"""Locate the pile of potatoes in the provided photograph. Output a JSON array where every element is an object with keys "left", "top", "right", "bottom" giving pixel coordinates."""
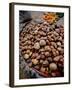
[{"left": 19, "top": 21, "right": 64, "bottom": 77}]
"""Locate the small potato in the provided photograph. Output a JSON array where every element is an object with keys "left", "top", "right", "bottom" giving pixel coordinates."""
[
  {"left": 40, "top": 60, "right": 43, "bottom": 64},
  {"left": 55, "top": 28, "right": 60, "bottom": 33},
  {"left": 29, "top": 35, "right": 33, "bottom": 39},
  {"left": 53, "top": 31, "right": 59, "bottom": 36},
  {"left": 41, "top": 52, "right": 45, "bottom": 55},
  {"left": 39, "top": 48, "right": 45, "bottom": 52},
  {"left": 58, "top": 36, "right": 62, "bottom": 41},
  {"left": 24, "top": 54, "right": 29, "bottom": 59},
  {"left": 55, "top": 50, "right": 59, "bottom": 56},
  {"left": 40, "top": 40, "right": 46, "bottom": 46},
  {"left": 43, "top": 21, "right": 48, "bottom": 25},
  {"left": 50, "top": 46, "right": 54, "bottom": 49},
  {"left": 57, "top": 42, "right": 61, "bottom": 46},
  {"left": 34, "top": 30, "right": 38, "bottom": 35},
  {"left": 32, "top": 59, "right": 38, "bottom": 65},
  {"left": 26, "top": 50, "right": 30, "bottom": 53},
  {"left": 51, "top": 42, "right": 57, "bottom": 48},
  {"left": 27, "top": 41, "right": 31, "bottom": 44},
  {"left": 45, "top": 52, "right": 50, "bottom": 57},
  {"left": 40, "top": 55, "right": 45, "bottom": 59},
  {"left": 45, "top": 46, "right": 51, "bottom": 51},
  {"left": 31, "top": 53, "right": 37, "bottom": 58},
  {"left": 38, "top": 31, "right": 46, "bottom": 36},
  {"left": 47, "top": 57, "right": 53, "bottom": 62},
  {"left": 23, "top": 37, "right": 28, "bottom": 41},
  {"left": 34, "top": 42, "right": 40, "bottom": 50},
  {"left": 37, "top": 34, "right": 41, "bottom": 38},
  {"left": 29, "top": 52, "right": 32, "bottom": 56},
  {"left": 53, "top": 56, "right": 61, "bottom": 62},
  {"left": 57, "top": 47, "right": 63, "bottom": 51},
  {"left": 28, "top": 45, "right": 32, "bottom": 50},
  {"left": 49, "top": 63, "right": 57, "bottom": 70},
  {"left": 32, "top": 53, "right": 38, "bottom": 58},
  {"left": 43, "top": 60, "right": 49, "bottom": 66},
  {"left": 36, "top": 55, "right": 41, "bottom": 60},
  {"left": 52, "top": 51, "right": 57, "bottom": 56},
  {"left": 46, "top": 67, "right": 49, "bottom": 72},
  {"left": 35, "top": 37, "right": 40, "bottom": 41},
  {"left": 40, "top": 37, "right": 47, "bottom": 40},
  {"left": 22, "top": 46, "right": 28, "bottom": 50},
  {"left": 40, "top": 67, "right": 46, "bottom": 72}
]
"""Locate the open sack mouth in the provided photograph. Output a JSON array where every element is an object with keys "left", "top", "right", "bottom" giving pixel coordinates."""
[{"left": 19, "top": 11, "right": 64, "bottom": 79}]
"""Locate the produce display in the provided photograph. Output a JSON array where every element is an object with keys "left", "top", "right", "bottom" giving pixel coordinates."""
[{"left": 19, "top": 12, "right": 64, "bottom": 78}]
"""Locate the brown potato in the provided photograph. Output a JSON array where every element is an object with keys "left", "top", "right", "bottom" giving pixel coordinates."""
[
  {"left": 49, "top": 63, "right": 57, "bottom": 70},
  {"left": 32, "top": 59, "right": 38, "bottom": 65},
  {"left": 24, "top": 54, "right": 29, "bottom": 59},
  {"left": 53, "top": 56, "right": 61, "bottom": 62},
  {"left": 40, "top": 67, "right": 46, "bottom": 72},
  {"left": 34, "top": 42, "right": 40, "bottom": 50},
  {"left": 45, "top": 52, "right": 50, "bottom": 57},
  {"left": 40, "top": 40, "right": 46, "bottom": 46}
]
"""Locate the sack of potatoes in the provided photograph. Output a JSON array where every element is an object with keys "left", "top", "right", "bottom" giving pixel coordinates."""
[{"left": 19, "top": 11, "right": 64, "bottom": 78}]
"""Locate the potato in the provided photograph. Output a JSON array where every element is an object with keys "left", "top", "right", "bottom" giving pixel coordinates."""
[
  {"left": 34, "top": 42, "right": 40, "bottom": 50},
  {"left": 49, "top": 63, "right": 57, "bottom": 70},
  {"left": 40, "top": 40, "right": 46, "bottom": 46},
  {"left": 40, "top": 67, "right": 45, "bottom": 72},
  {"left": 32, "top": 59, "right": 38, "bottom": 65},
  {"left": 24, "top": 54, "right": 29, "bottom": 59}
]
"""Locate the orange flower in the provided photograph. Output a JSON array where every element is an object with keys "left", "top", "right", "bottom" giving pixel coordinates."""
[{"left": 43, "top": 12, "right": 58, "bottom": 24}]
